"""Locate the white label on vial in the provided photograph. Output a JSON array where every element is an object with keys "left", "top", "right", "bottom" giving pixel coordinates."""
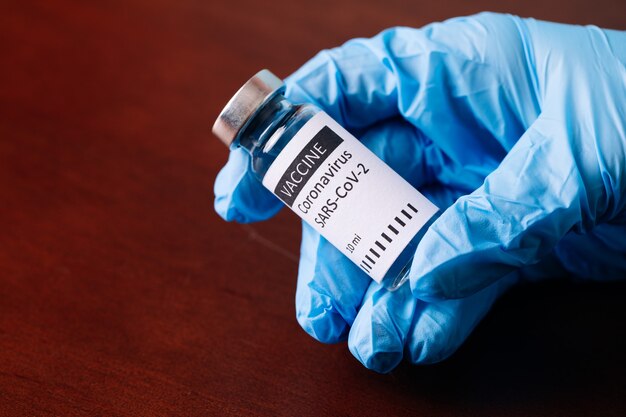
[{"left": 262, "top": 112, "right": 438, "bottom": 283}]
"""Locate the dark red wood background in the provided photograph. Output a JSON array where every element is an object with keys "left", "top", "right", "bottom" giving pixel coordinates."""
[{"left": 1, "top": 0, "right": 625, "bottom": 415}]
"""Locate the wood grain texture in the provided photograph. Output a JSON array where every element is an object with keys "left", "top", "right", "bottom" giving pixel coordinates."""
[{"left": 1, "top": 1, "right": 625, "bottom": 415}]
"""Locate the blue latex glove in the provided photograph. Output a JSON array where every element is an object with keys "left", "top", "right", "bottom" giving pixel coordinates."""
[{"left": 214, "top": 13, "right": 626, "bottom": 372}]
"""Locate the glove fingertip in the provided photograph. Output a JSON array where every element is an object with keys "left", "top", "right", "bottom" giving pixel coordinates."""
[
  {"left": 214, "top": 149, "right": 283, "bottom": 223},
  {"left": 405, "top": 305, "right": 462, "bottom": 365},
  {"left": 408, "top": 276, "right": 517, "bottom": 364},
  {"left": 296, "top": 302, "right": 349, "bottom": 344},
  {"left": 348, "top": 331, "right": 403, "bottom": 374},
  {"left": 347, "top": 286, "right": 414, "bottom": 373},
  {"left": 349, "top": 343, "right": 403, "bottom": 374},
  {"left": 213, "top": 186, "right": 282, "bottom": 223},
  {"left": 213, "top": 188, "right": 243, "bottom": 222}
]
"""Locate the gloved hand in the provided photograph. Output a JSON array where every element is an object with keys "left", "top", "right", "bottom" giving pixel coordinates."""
[{"left": 214, "top": 12, "right": 626, "bottom": 372}]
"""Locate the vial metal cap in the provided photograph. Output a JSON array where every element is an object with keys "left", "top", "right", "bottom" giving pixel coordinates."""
[{"left": 212, "top": 69, "right": 285, "bottom": 146}]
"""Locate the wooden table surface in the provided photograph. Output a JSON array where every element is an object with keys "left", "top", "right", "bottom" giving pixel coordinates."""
[{"left": 1, "top": 1, "right": 625, "bottom": 415}]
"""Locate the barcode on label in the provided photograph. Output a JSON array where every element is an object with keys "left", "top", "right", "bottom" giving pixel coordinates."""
[{"left": 359, "top": 203, "right": 419, "bottom": 273}]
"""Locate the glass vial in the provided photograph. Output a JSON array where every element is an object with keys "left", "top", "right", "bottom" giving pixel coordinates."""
[{"left": 213, "top": 70, "right": 438, "bottom": 290}]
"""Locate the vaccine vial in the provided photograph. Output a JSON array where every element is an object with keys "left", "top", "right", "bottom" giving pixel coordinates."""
[{"left": 213, "top": 70, "right": 438, "bottom": 290}]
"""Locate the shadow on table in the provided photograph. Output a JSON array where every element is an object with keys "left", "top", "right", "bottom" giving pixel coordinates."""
[{"left": 392, "top": 279, "right": 626, "bottom": 411}]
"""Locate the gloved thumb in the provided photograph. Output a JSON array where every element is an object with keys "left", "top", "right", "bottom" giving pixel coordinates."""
[
  {"left": 410, "top": 117, "right": 587, "bottom": 300},
  {"left": 214, "top": 147, "right": 283, "bottom": 223}
]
